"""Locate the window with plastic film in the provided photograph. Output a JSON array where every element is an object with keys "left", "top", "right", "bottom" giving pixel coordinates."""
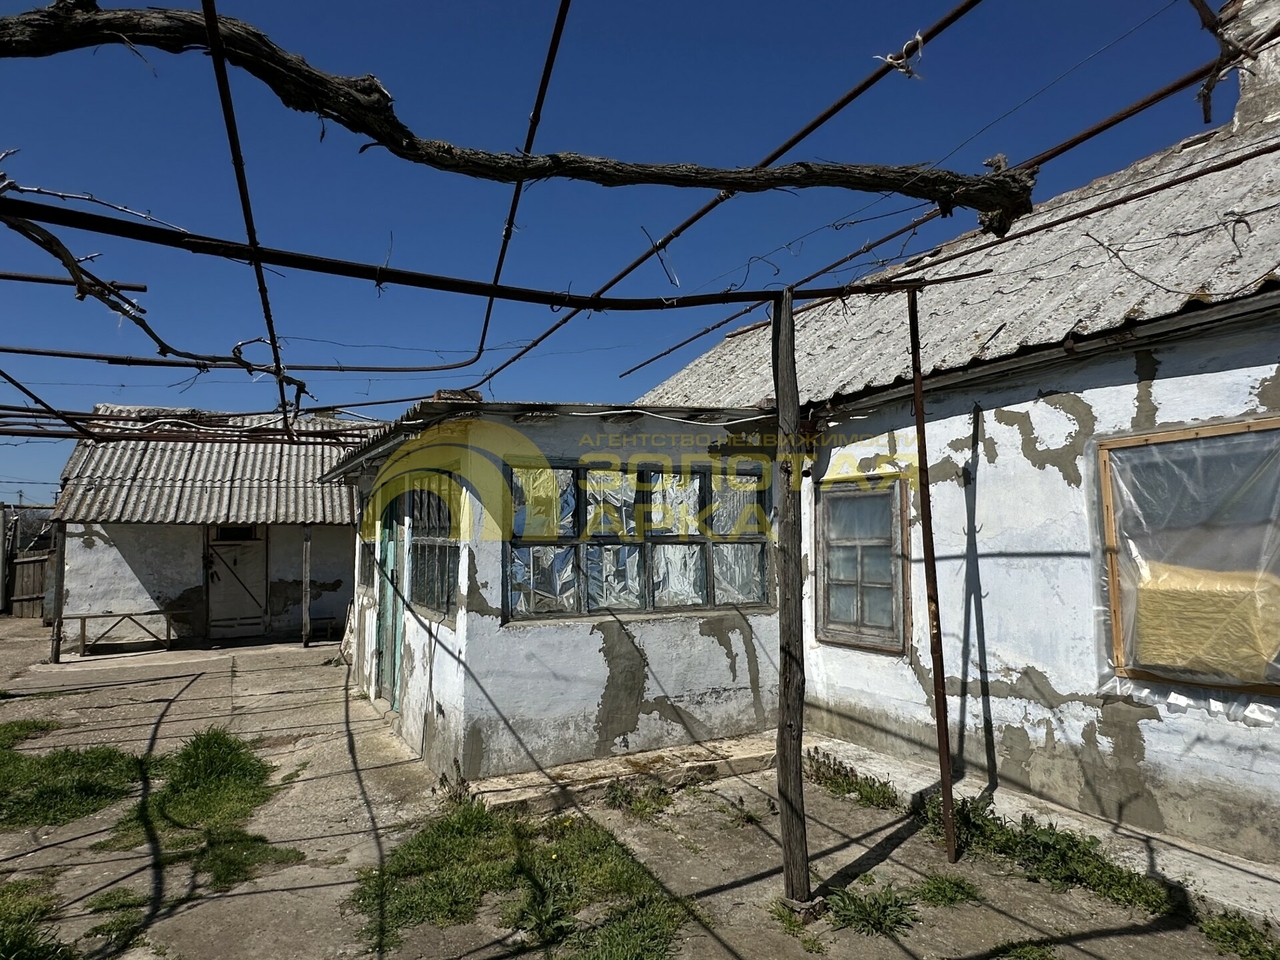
[
  {"left": 505, "top": 461, "right": 771, "bottom": 620},
  {"left": 1100, "top": 421, "right": 1280, "bottom": 690},
  {"left": 408, "top": 472, "right": 460, "bottom": 618},
  {"left": 817, "top": 479, "right": 907, "bottom": 652}
]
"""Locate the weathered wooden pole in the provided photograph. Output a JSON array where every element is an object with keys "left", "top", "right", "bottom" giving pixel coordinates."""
[
  {"left": 301, "top": 523, "right": 312, "bottom": 647},
  {"left": 772, "top": 287, "right": 812, "bottom": 901},
  {"left": 907, "top": 288, "right": 958, "bottom": 863}
]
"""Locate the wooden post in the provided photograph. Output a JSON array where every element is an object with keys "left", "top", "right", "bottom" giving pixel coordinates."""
[
  {"left": 772, "top": 287, "right": 812, "bottom": 902},
  {"left": 301, "top": 524, "right": 312, "bottom": 647},
  {"left": 907, "top": 288, "right": 958, "bottom": 863},
  {"left": 49, "top": 521, "right": 64, "bottom": 664},
  {"left": 0, "top": 502, "right": 8, "bottom": 614}
]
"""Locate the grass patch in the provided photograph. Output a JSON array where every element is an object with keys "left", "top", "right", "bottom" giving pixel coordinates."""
[
  {"left": 0, "top": 876, "right": 76, "bottom": 960},
  {"left": 85, "top": 887, "right": 150, "bottom": 947},
  {"left": 804, "top": 749, "right": 899, "bottom": 810},
  {"left": 97, "top": 728, "right": 303, "bottom": 891},
  {"left": 1200, "top": 913, "right": 1280, "bottom": 960},
  {"left": 919, "top": 793, "right": 1177, "bottom": 914},
  {"left": 352, "top": 797, "right": 689, "bottom": 955},
  {"left": 911, "top": 872, "right": 981, "bottom": 907},
  {"left": 603, "top": 779, "right": 672, "bottom": 819},
  {"left": 989, "top": 941, "right": 1058, "bottom": 960},
  {"left": 827, "top": 881, "right": 919, "bottom": 937},
  {"left": 0, "top": 719, "right": 150, "bottom": 830}
]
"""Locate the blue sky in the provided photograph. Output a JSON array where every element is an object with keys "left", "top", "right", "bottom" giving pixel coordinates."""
[{"left": 0, "top": 0, "right": 1233, "bottom": 499}]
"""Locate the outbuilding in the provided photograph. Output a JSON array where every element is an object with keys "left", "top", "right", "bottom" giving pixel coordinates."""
[{"left": 51, "top": 405, "right": 377, "bottom": 652}]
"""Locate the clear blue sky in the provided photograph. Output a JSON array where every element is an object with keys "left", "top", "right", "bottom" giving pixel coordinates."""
[{"left": 0, "top": 0, "right": 1233, "bottom": 500}]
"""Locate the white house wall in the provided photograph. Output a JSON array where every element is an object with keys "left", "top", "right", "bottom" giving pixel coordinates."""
[
  {"left": 61, "top": 523, "right": 205, "bottom": 639},
  {"left": 265, "top": 524, "right": 355, "bottom": 637},
  {"left": 806, "top": 315, "right": 1280, "bottom": 864}
]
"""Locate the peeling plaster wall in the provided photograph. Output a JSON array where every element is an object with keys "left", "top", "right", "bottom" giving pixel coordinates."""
[
  {"left": 807, "top": 315, "right": 1280, "bottom": 863},
  {"left": 62, "top": 523, "right": 205, "bottom": 638},
  {"left": 265, "top": 524, "right": 354, "bottom": 637},
  {"left": 362, "top": 412, "right": 780, "bottom": 778}
]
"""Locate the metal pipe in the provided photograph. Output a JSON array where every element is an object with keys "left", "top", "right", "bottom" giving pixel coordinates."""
[{"left": 0, "top": 271, "right": 147, "bottom": 292}]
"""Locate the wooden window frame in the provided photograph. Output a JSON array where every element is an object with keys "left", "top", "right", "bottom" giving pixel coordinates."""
[
  {"left": 1098, "top": 415, "right": 1280, "bottom": 695},
  {"left": 407, "top": 475, "right": 460, "bottom": 622},
  {"left": 502, "top": 462, "right": 773, "bottom": 622},
  {"left": 815, "top": 477, "right": 911, "bottom": 654}
]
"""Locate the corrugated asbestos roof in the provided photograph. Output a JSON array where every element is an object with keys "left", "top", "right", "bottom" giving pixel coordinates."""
[
  {"left": 53, "top": 406, "right": 381, "bottom": 525},
  {"left": 640, "top": 120, "right": 1280, "bottom": 409}
]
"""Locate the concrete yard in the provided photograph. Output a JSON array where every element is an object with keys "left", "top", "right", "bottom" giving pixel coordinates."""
[{"left": 0, "top": 616, "right": 1277, "bottom": 960}]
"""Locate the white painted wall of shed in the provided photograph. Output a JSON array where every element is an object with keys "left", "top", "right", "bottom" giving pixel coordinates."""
[
  {"left": 806, "top": 317, "right": 1280, "bottom": 863},
  {"left": 264, "top": 524, "right": 355, "bottom": 636},
  {"left": 62, "top": 523, "right": 203, "bottom": 639}
]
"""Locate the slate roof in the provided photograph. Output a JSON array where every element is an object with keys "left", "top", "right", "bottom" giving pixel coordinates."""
[
  {"left": 53, "top": 406, "right": 380, "bottom": 525},
  {"left": 641, "top": 121, "right": 1280, "bottom": 409}
]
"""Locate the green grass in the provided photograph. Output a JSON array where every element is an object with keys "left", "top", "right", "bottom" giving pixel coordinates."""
[
  {"left": 1200, "top": 913, "right": 1280, "bottom": 960},
  {"left": 96, "top": 728, "right": 304, "bottom": 891},
  {"left": 0, "top": 719, "right": 150, "bottom": 830},
  {"left": 769, "top": 901, "right": 825, "bottom": 954},
  {"left": 911, "top": 872, "right": 982, "bottom": 907},
  {"left": 0, "top": 877, "right": 77, "bottom": 960},
  {"left": 988, "top": 940, "right": 1058, "bottom": 960},
  {"left": 603, "top": 779, "right": 673, "bottom": 819},
  {"left": 804, "top": 749, "right": 900, "bottom": 810},
  {"left": 352, "top": 798, "right": 689, "bottom": 955},
  {"left": 827, "top": 881, "right": 919, "bottom": 937},
  {"left": 85, "top": 887, "right": 150, "bottom": 948},
  {"left": 918, "top": 793, "right": 1177, "bottom": 914}
]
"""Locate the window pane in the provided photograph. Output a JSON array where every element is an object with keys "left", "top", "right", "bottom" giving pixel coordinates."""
[
  {"left": 862, "top": 545, "right": 893, "bottom": 584},
  {"left": 714, "top": 543, "right": 766, "bottom": 604},
  {"left": 829, "top": 546, "right": 860, "bottom": 581},
  {"left": 509, "top": 545, "right": 577, "bottom": 615},
  {"left": 649, "top": 472, "right": 703, "bottom": 536},
  {"left": 712, "top": 480, "right": 766, "bottom": 537},
  {"left": 828, "top": 584, "right": 858, "bottom": 623},
  {"left": 827, "top": 492, "right": 891, "bottom": 540},
  {"left": 513, "top": 468, "right": 575, "bottom": 539},
  {"left": 587, "top": 544, "right": 643, "bottom": 610},
  {"left": 586, "top": 470, "right": 636, "bottom": 538},
  {"left": 652, "top": 543, "right": 708, "bottom": 607},
  {"left": 862, "top": 586, "right": 894, "bottom": 628}
]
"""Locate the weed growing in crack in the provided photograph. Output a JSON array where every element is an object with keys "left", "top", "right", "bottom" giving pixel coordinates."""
[
  {"left": 352, "top": 796, "right": 689, "bottom": 956},
  {"left": 804, "top": 749, "right": 899, "bottom": 810},
  {"left": 827, "top": 881, "right": 919, "bottom": 937},
  {"left": 768, "top": 900, "right": 825, "bottom": 954},
  {"left": 719, "top": 796, "right": 761, "bottom": 828},
  {"left": 911, "top": 872, "right": 982, "bottom": 907},
  {"left": 603, "top": 779, "right": 672, "bottom": 819},
  {"left": 85, "top": 888, "right": 149, "bottom": 948}
]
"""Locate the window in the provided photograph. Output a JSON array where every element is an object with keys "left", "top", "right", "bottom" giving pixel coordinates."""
[
  {"left": 505, "top": 463, "right": 770, "bottom": 619},
  {"left": 408, "top": 474, "right": 460, "bottom": 617},
  {"left": 1100, "top": 420, "right": 1280, "bottom": 690},
  {"left": 817, "top": 480, "right": 906, "bottom": 651},
  {"left": 214, "top": 524, "right": 256, "bottom": 542},
  {"left": 358, "top": 540, "right": 376, "bottom": 589}
]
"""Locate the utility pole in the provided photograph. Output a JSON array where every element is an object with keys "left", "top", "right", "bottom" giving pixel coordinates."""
[{"left": 772, "top": 287, "right": 811, "bottom": 902}]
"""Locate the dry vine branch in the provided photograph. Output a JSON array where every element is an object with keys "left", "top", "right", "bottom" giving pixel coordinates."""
[{"left": 0, "top": 0, "right": 1035, "bottom": 233}]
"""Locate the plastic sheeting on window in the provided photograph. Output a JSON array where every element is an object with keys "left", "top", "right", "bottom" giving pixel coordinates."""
[
  {"left": 1107, "top": 427, "right": 1280, "bottom": 688},
  {"left": 586, "top": 470, "right": 636, "bottom": 538},
  {"left": 587, "top": 544, "right": 643, "bottom": 610},
  {"left": 513, "top": 468, "right": 575, "bottom": 540},
  {"left": 649, "top": 472, "right": 702, "bottom": 536},
  {"left": 713, "top": 543, "right": 766, "bottom": 604},
  {"left": 509, "top": 544, "right": 577, "bottom": 615},
  {"left": 653, "top": 543, "right": 707, "bottom": 607}
]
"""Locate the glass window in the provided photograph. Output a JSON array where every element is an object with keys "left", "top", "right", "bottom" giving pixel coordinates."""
[
  {"left": 1102, "top": 423, "right": 1280, "bottom": 689},
  {"left": 505, "top": 463, "right": 770, "bottom": 619},
  {"left": 408, "top": 473, "right": 460, "bottom": 617},
  {"left": 818, "top": 482, "right": 904, "bottom": 651}
]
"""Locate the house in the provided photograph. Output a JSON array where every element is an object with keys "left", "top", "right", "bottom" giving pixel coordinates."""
[
  {"left": 643, "top": 0, "right": 1280, "bottom": 865},
  {"left": 51, "top": 405, "right": 379, "bottom": 650},
  {"left": 325, "top": 400, "right": 781, "bottom": 777}
]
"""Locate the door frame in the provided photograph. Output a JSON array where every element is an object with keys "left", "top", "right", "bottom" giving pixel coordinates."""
[{"left": 205, "top": 524, "right": 269, "bottom": 639}]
